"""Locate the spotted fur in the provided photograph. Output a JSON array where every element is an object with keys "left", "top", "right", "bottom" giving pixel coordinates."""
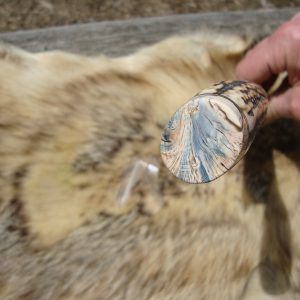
[{"left": 0, "top": 32, "right": 299, "bottom": 300}]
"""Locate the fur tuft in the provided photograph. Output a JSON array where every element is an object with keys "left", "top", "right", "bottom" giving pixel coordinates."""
[{"left": 0, "top": 32, "right": 299, "bottom": 300}]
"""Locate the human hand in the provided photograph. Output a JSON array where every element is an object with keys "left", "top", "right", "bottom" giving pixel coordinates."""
[{"left": 236, "top": 12, "right": 300, "bottom": 123}]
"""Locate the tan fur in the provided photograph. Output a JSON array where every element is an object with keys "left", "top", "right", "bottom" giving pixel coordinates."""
[{"left": 0, "top": 32, "right": 299, "bottom": 300}]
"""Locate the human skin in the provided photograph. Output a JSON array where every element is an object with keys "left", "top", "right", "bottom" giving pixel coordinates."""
[{"left": 236, "top": 12, "right": 300, "bottom": 123}]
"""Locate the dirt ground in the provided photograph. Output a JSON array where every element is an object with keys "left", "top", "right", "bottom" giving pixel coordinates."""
[{"left": 0, "top": 0, "right": 299, "bottom": 32}]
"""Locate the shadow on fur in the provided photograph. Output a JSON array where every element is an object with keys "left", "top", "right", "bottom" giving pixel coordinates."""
[{"left": 243, "top": 119, "right": 300, "bottom": 296}]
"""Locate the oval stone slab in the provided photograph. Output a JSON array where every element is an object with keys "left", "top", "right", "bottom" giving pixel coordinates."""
[{"left": 160, "top": 80, "right": 268, "bottom": 184}]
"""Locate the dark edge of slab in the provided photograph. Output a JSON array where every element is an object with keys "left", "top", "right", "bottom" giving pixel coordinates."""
[{"left": 0, "top": 8, "right": 298, "bottom": 56}]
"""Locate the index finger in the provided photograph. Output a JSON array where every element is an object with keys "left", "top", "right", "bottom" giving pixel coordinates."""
[{"left": 235, "top": 34, "right": 286, "bottom": 84}]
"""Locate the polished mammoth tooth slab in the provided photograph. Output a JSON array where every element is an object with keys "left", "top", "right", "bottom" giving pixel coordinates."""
[{"left": 160, "top": 80, "right": 268, "bottom": 184}]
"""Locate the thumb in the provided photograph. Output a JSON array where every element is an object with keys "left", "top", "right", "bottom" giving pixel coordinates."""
[{"left": 266, "top": 85, "right": 300, "bottom": 123}]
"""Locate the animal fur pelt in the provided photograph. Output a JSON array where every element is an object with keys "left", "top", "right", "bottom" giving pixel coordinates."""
[{"left": 0, "top": 31, "right": 299, "bottom": 300}]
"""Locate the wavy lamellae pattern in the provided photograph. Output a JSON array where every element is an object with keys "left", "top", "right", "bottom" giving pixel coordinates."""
[{"left": 161, "top": 81, "right": 268, "bottom": 183}]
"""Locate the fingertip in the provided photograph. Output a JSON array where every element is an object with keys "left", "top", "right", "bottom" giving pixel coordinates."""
[
  {"left": 235, "top": 48, "right": 255, "bottom": 80},
  {"left": 235, "top": 60, "right": 246, "bottom": 79}
]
